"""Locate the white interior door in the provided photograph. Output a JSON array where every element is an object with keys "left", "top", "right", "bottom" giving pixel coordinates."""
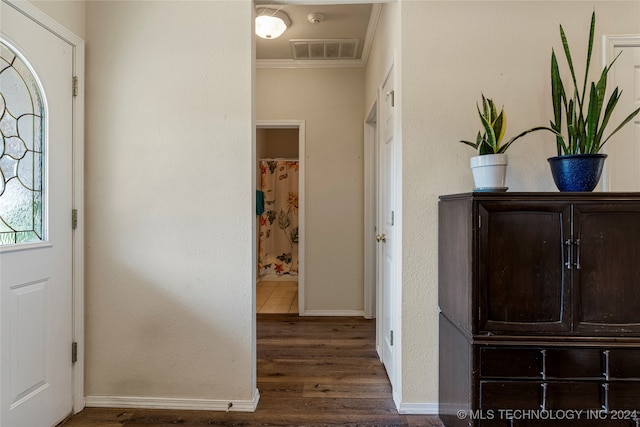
[
  {"left": 1, "top": 2, "right": 75, "bottom": 426},
  {"left": 604, "top": 36, "right": 640, "bottom": 191},
  {"left": 377, "top": 66, "right": 395, "bottom": 385}
]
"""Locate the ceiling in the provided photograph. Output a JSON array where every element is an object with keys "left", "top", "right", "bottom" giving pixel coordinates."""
[{"left": 255, "top": 3, "right": 379, "bottom": 68}]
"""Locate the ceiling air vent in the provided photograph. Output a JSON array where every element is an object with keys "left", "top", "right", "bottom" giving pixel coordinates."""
[{"left": 290, "top": 39, "right": 360, "bottom": 60}]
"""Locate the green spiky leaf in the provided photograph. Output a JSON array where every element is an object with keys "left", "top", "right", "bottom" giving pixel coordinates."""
[{"left": 547, "top": 11, "right": 639, "bottom": 155}]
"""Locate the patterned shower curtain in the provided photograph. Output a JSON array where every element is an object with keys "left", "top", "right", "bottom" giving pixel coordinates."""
[{"left": 259, "top": 160, "right": 299, "bottom": 276}]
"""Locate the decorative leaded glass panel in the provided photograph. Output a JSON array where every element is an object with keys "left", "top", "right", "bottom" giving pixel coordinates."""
[{"left": 0, "top": 39, "right": 45, "bottom": 246}]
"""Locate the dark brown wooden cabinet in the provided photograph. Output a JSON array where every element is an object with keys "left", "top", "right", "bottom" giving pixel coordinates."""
[{"left": 439, "top": 193, "right": 640, "bottom": 427}]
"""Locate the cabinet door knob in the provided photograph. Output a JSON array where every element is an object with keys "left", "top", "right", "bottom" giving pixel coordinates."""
[{"left": 376, "top": 234, "right": 386, "bottom": 243}]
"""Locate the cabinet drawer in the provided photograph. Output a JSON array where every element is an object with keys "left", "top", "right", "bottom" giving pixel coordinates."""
[
  {"left": 545, "top": 382, "right": 602, "bottom": 410},
  {"left": 480, "top": 381, "right": 541, "bottom": 409},
  {"left": 480, "top": 348, "right": 542, "bottom": 378},
  {"left": 608, "top": 382, "right": 640, "bottom": 409},
  {"left": 545, "top": 348, "right": 603, "bottom": 379},
  {"left": 513, "top": 420, "right": 634, "bottom": 427},
  {"left": 478, "top": 419, "right": 512, "bottom": 427},
  {"left": 609, "top": 350, "right": 640, "bottom": 379}
]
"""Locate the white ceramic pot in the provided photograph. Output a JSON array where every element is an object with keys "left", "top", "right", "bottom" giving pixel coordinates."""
[{"left": 470, "top": 154, "right": 508, "bottom": 191}]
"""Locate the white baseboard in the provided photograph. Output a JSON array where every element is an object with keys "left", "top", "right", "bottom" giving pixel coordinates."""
[
  {"left": 398, "top": 401, "right": 439, "bottom": 415},
  {"left": 85, "top": 389, "right": 260, "bottom": 412},
  {"left": 302, "top": 309, "right": 365, "bottom": 317}
]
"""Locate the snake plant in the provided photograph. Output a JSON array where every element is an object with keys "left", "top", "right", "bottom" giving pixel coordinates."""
[
  {"left": 550, "top": 11, "right": 640, "bottom": 155},
  {"left": 460, "top": 94, "right": 548, "bottom": 155}
]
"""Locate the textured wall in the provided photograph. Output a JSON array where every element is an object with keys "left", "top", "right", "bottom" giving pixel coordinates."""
[
  {"left": 399, "top": 0, "right": 640, "bottom": 405},
  {"left": 31, "top": 0, "right": 86, "bottom": 39},
  {"left": 84, "top": 0, "right": 255, "bottom": 402},
  {"left": 365, "top": 2, "right": 400, "bottom": 115}
]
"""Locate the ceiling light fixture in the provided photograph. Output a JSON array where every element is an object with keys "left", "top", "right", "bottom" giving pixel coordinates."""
[{"left": 255, "top": 8, "right": 291, "bottom": 40}]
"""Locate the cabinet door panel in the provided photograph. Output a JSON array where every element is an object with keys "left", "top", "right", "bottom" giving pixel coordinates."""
[
  {"left": 480, "top": 381, "right": 541, "bottom": 410},
  {"left": 574, "top": 204, "right": 640, "bottom": 334},
  {"left": 545, "top": 348, "right": 604, "bottom": 379},
  {"left": 478, "top": 203, "right": 571, "bottom": 334}
]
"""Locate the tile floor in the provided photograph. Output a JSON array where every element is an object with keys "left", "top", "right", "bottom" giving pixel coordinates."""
[{"left": 256, "top": 281, "right": 298, "bottom": 314}]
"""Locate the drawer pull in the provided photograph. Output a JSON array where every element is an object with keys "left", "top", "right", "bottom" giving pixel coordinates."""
[
  {"left": 603, "top": 350, "right": 610, "bottom": 380},
  {"left": 541, "top": 349, "right": 547, "bottom": 380},
  {"left": 540, "top": 383, "right": 547, "bottom": 412},
  {"left": 602, "top": 383, "right": 609, "bottom": 412}
]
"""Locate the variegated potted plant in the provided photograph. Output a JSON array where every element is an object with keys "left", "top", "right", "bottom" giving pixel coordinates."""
[{"left": 460, "top": 95, "right": 548, "bottom": 191}]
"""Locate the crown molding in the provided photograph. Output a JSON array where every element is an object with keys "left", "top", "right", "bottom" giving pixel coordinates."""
[{"left": 360, "top": 3, "right": 382, "bottom": 66}]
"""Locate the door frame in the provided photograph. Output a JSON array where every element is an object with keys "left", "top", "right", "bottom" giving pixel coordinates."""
[
  {"left": 256, "top": 120, "right": 306, "bottom": 315},
  {"left": 602, "top": 34, "right": 640, "bottom": 191},
  {"left": 364, "top": 104, "right": 377, "bottom": 320},
  {"left": 3, "top": 0, "right": 86, "bottom": 415},
  {"left": 364, "top": 56, "right": 403, "bottom": 407}
]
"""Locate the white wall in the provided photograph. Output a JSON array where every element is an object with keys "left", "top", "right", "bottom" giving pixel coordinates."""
[
  {"left": 399, "top": 0, "right": 640, "bottom": 405},
  {"left": 365, "top": 2, "right": 399, "bottom": 113},
  {"left": 84, "top": 0, "right": 256, "bottom": 405},
  {"left": 31, "top": 0, "right": 85, "bottom": 39},
  {"left": 256, "top": 68, "right": 365, "bottom": 313}
]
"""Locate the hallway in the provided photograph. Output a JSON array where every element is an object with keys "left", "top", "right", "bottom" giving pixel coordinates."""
[{"left": 62, "top": 315, "right": 442, "bottom": 426}]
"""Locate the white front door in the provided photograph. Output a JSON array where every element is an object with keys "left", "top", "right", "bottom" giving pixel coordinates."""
[
  {"left": 604, "top": 36, "right": 640, "bottom": 191},
  {"left": 1, "top": 2, "right": 75, "bottom": 426},
  {"left": 377, "top": 66, "right": 396, "bottom": 386}
]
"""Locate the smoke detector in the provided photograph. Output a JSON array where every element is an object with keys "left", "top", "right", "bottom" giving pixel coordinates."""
[{"left": 307, "top": 13, "right": 325, "bottom": 24}]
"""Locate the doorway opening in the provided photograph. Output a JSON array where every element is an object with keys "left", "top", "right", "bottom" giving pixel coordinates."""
[{"left": 256, "top": 121, "right": 305, "bottom": 315}]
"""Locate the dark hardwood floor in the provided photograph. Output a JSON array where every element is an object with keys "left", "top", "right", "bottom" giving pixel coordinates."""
[{"left": 62, "top": 314, "right": 442, "bottom": 426}]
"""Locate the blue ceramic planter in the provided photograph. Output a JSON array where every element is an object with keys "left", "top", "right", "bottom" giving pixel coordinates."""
[{"left": 547, "top": 154, "right": 607, "bottom": 192}]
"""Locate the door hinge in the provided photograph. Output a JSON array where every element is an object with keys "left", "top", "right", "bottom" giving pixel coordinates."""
[
  {"left": 72, "top": 209, "right": 78, "bottom": 230},
  {"left": 72, "top": 342, "right": 78, "bottom": 363},
  {"left": 386, "top": 90, "right": 395, "bottom": 107},
  {"left": 72, "top": 76, "right": 78, "bottom": 97},
  {"left": 390, "top": 330, "right": 394, "bottom": 346}
]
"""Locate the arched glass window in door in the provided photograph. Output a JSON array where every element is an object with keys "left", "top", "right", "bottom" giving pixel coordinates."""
[{"left": 0, "top": 39, "right": 45, "bottom": 246}]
